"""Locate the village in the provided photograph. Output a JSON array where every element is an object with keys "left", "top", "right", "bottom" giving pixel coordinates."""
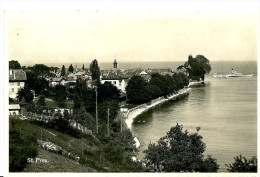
[{"left": 9, "top": 58, "right": 181, "bottom": 117}]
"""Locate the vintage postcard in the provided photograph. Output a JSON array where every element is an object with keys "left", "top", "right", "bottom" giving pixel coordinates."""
[{"left": 1, "top": 1, "right": 259, "bottom": 177}]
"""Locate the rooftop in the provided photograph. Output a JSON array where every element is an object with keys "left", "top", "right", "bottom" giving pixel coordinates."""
[{"left": 9, "top": 69, "right": 27, "bottom": 81}]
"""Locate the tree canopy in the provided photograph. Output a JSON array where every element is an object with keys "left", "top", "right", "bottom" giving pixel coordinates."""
[
  {"left": 184, "top": 55, "right": 211, "bottom": 81},
  {"left": 144, "top": 124, "right": 219, "bottom": 172},
  {"left": 126, "top": 73, "right": 189, "bottom": 104},
  {"left": 90, "top": 59, "right": 100, "bottom": 84},
  {"left": 61, "top": 65, "right": 66, "bottom": 76},
  {"left": 68, "top": 64, "right": 74, "bottom": 73},
  {"left": 9, "top": 60, "right": 21, "bottom": 69},
  {"left": 16, "top": 86, "right": 34, "bottom": 103},
  {"left": 226, "top": 155, "right": 257, "bottom": 172}
]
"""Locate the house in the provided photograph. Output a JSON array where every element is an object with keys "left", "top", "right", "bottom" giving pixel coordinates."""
[
  {"left": 101, "top": 60, "right": 129, "bottom": 93},
  {"left": 9, "top": 104, "right": 20, "bottom": 115},
  {"left": 9, "top": 69, "right": 27, "bottom": 99}
]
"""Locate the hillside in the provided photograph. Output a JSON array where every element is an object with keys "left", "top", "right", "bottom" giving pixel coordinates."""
[{"left": 10, "top": 118, "right": 143, "bottom": 172}]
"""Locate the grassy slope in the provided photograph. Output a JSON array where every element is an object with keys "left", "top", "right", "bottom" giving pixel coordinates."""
[
  {"left": 11, "top": 119, "right": 104, "bottom": 172},
  {"left": 23, "top": 148, "right": 95, "bottom": 172}
]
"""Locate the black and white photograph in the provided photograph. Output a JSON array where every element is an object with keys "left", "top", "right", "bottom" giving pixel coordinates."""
[{"left": 1, "top": 0, "right": 259, "bottom": 176}]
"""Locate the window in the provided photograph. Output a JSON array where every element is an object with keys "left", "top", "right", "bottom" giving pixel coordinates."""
[
  {"left": 113, "top": 81, "right": 116, "bottom": 84},
  {"left": 12, "top": 88, "right": 14, "bottom": 92},
  {"left": 17, "top": 82, "right": 20, "bottom": 86}
]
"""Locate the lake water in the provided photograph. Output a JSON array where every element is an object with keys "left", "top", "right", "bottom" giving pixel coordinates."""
[{"left": 130, "top": 61, "right": 257, "bottom": 172}]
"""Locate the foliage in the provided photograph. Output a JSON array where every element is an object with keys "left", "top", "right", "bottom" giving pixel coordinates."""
[
  {"left": 73, "top": 107, "right": 95, "bottom": 128},
  {"left": 184, "top": 55, "right": 211, "bottom": 81},
  {"left": 25, "top": 64, "right": 54, "bottom": 95},
  {"left": 90, "top": 59, "right": 100, "bottom": 85},
  {"left": 9, "top": 118, "right": 38, "bottom": 172},
  {"left": 97, "top": 82, "right": 120, "bottom": 102},
  {"left": 126, "top": 73, "right": 189, "bottom": 104},
  {"left": 37, "top": 95, "right": 46, "bottom": 106},
  {"left": 125, "top": 76, "right": 149, "bottom": 104},
  {"left": 53, "top": 85, "right": 67, "bottom": 107},
  {"left": 226, "top": 155, "right": 257, "bottom": 172},
  {"left": 61, "top": 65, "right": 66, "bottom": 76},
  {"left": 16, "top": 86, "right": 34, "bottom": 103},
  {"left": 9, "top": 60, "right": 21, "bottom": 69},
  {"left": 73, "top": 78, "right": 91, "bottom": 109},
  {"left": 172, "top": 72, "right": 189, "bottom": 90},
  {"left": 200, "top": 155, "right": 220, "bottom": 172},
  {"left": 82, "top": 64, "right": 85, "bottom": 70},
  {"left": 9, "top": 97, "right": 19, "bottom": 104},
  {"left": 143, "top": 124, "right": 219, "bottom": 172},
  {"left": 68, "top": 64, "right": 74, "bottom": 73}
]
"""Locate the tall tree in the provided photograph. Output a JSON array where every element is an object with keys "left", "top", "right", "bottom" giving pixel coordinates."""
[
  {"left": 144, "top": 124, "right": 219, "bottom": 172},
  {"left": 82, "top": 64, "right": 85, "bottom": 70},
  {"left": 53, "top": 85, "right": 67, "bottom": 107},
  {"left": 68, "top": 64, "right": 74, "bottom": 73},
  {"left": 9, "top": 60, "right": 21, "bottom": 69},
  {"left": 90, "top": 59, "right": 100, "bottom": 84},
  {"left": 61, "top": 65, "right": 66, "bottom": 76},
  {"left": 183, "top": 55, "right": 211, "bottom": 81}
]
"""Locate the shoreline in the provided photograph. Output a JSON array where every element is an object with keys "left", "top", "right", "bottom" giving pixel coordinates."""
[{"left": 123, "top": 88, "right": 190, "bottom": 149}]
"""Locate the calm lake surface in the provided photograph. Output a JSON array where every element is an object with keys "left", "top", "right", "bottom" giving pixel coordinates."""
[{"left": 131, "top": 61, "right": 257, "bottom": 172}]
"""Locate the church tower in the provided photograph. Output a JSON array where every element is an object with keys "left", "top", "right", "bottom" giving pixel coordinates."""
[{"left": 113, "top": 59, "right": 118, "bottom": 69}]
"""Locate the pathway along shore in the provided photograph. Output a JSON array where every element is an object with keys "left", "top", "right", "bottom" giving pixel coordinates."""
[{"left": 122, "top": 87, "right": 191, "bottom": 148}]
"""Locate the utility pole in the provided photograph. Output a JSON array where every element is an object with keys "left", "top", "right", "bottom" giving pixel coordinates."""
[
  {"left": 95, "top": 87, "right": 98, "bottom": 134},
  {"left": 121, "top": 113, "right": 123, "bottom": 135},
  {"left": 41, "top": 129, "right": 43, "bottom": 140},
  {"left": 107, "top": 108, "right": 110, "bottom": 137}
]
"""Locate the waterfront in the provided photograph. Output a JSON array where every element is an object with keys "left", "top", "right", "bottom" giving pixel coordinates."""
[{"left": 131, "top": 61, "right": 257, "bottom": 172}]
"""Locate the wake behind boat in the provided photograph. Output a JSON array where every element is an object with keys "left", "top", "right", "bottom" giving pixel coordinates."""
[{"left": 212, "top": 69, "right": 253, "bottom": 78}]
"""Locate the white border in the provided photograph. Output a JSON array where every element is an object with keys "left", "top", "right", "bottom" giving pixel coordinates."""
[{"left": 1, "top": 0, "right": 259, "bottom": 177}]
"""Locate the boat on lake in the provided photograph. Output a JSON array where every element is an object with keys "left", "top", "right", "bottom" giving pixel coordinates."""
[{"left": 212, "top": 69, "right": 253, "bottom": 78}]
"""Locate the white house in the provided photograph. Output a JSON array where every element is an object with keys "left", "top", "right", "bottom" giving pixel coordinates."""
[
  {"left": 9, "top": 69, "right": 27, "bottom": 99},
  {"left": 101, "top": 72, "right": 128, "bottom": 93},
  {"left": 9, "top": 104, "right": 20, "bottom": 115}
]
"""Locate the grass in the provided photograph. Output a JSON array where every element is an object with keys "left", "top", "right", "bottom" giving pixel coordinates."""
[
  {"left": 10, "top": 119, "right": 103, "bottom": 172},
  {"left": 34, "top": 97, "right": 74, "bottom": 109},
  {"left": 23, "top": 148, "right": 96, "bottom": 172},
  {"left": 10, "top": 119, "right": 141, "bottom": 172}
]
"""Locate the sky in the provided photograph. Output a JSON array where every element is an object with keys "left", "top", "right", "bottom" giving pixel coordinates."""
[{"left": 5, "top": 6, "right": 259, "bottom": 66}]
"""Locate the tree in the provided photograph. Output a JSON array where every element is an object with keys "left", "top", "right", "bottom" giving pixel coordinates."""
[
  {"left": 53, "top": 85, "right": 67, "bottom": 107},
  {"left": 97, "top": 82, "right": 120, "bottom": 102},
  {"left": 90, "top": 59, "right": 100, "bottom": 84},
  {"left": 144, "top": 124, "right": 219, "bottom": 172},
  {"left": 61, "top": 65, "right": 66, "bottom": 76},
  {"left": 9, "top": 60, "right": 21, "bottom": 69},
  {"left": 126, "top": 76, "right": 149, "bottom": 104},
  {"left": 226, "top": 155, "right": 257, "bottom": 172},
  {"left": 16, "top": 86, "right": 34, "bottom": 103},
  {"left": 68, "top": 64, "right": 74, "bottom": 73},
  {"left": 37, "top": 95, "right": 46, "bottom": 106},
  {"left": 31, "top": 64, "right": 53, "bottom": 80},
  {"left": 183, "top": 55, "right": 211, "bottom": 81},
  {"left": 82, "top": 64, "right": 85, "bottom": 70}
]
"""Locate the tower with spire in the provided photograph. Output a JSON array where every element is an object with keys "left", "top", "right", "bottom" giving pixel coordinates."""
[{"left": 113, "top": 59, "right": 118, "bottom": 69}]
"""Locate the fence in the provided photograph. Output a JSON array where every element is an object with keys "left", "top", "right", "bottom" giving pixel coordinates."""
[{"left": 14, "top": 111, "right": 93, "bottom": 136}]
